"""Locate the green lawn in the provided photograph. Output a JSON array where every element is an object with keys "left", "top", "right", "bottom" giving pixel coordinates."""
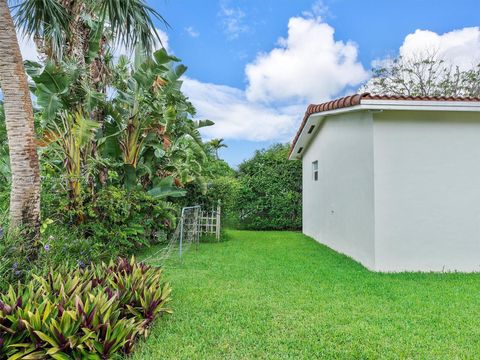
[{"left": 132, "top": 230, "right": 480, "bottom": 359}]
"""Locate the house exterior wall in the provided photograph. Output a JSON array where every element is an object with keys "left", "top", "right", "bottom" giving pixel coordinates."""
[
  {"left": 373, "top": 110, "right": 480, "bottom": 272},
  {"left": 302, "top": 111, "right": 375, "bottom": 269}
]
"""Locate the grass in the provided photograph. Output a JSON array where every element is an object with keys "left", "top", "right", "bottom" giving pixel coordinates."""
[{"left": 132, "top": 230, "right": 480, "bottom": 359}]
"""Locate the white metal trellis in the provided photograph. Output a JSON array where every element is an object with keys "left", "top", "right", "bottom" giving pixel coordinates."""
[{"left": 198, "top": 203, "right": 221, "bottom": 240}]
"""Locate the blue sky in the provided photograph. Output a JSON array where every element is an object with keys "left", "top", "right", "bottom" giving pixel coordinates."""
[
  {"left": 30, "top": 0, "right": 480, "bottom": 167},
  {"left": 153, "top": 0, "right": 479, "bottom": 84}
]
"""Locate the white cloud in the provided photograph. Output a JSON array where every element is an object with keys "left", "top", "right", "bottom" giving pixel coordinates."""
[
  {"left": 183, "top": 77, "right": 300, "bottom": 142},
  {"left": 398, "top": 27, "right": 480, "bottom": 69},
  {"left": 185, "top": 26, "right": 200, "bottom": 38},
  {"left": 245, "top": 16, "right": 368, "bottom": 103},
  {"left": 182, "top": 10, "right": 370, "bottom": 142},
  {"left": 219, "top": 3, "right": 249, "bottom": 40}
]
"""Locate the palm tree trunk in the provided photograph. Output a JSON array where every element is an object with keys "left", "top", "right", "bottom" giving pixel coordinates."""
[{"left": 0, "top": 0, "right": 41, "bottom": 237}]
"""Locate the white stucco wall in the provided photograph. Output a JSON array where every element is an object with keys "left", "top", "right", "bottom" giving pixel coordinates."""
[
  {"left": 373, "top": 111, "right": 480, "bottom": 272},
  {"left": 302, "top": 111, "right": 375, "bottom": 269}
]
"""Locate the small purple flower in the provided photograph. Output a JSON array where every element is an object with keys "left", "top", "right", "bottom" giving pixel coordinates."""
[
  {"left": 77, "top": 260, "right": 85, "bottom": 268},
  {"left": 12, "top": 262, "right": 18, "bottom": 270},
  {"left": 14, "top": 270, "right": 21, "bottom": 277},
  {"left": 44, "top": 244, "right": 50, "bottom": 252}
]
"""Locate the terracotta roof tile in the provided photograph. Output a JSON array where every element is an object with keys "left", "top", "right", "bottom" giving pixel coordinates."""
[{"left": 289, "top": 93, "right": 480, "bottom": 157}]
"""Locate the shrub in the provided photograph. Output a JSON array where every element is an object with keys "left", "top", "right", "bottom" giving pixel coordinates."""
[
  {"left": 0, "top": 226, "right": 41, "bottom": 291},
  {"left": 0, "top": 219, "right": 108, "bottom": 293},
  {"left": 0, "top": 182, "right": 178, "bottom": 291},
  {"left": 38, "top": 222, "right": 105, "bottom": 272},
  {"left": 41, "top": 185, "right": 177, "bottom": 260},
  {"left": 236, "top": 143, "right": 302, "bottom": 230},
  {"left": 80, "top": 186, "right": 176, "bottom": 254},
  {"left": 0, "top": 257, "right": 171, "bottom": 359},
  {"left": 185, "top": 175, "right": 240, "bottom": 228}
]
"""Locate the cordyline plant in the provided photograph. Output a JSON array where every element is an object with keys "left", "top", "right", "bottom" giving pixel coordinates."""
[{"left": 0, "top": 257, "right": 171, "bottom": 359}]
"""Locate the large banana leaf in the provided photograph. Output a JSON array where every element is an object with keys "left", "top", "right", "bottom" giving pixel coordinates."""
[
  {"left": 25, "top": 61, "right": 72, "bottom": 94},
  {"left": 132, "top": 49, "right": 180, "bottom": 88},
  {"left": 25, "top": 60, "right": 75, "bottom": 121},
  {"left": 147, "top": 176, "right": 186, "bottom": 199},
  {"left": 35, "top": 83, "right": 64, "bottom": 121},
  {"left": 71, "top": 113, "right": 100, "bottom": 147}
]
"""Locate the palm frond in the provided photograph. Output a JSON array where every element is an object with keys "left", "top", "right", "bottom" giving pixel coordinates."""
[
  {"left": 98, "top": 0, "right": 169, "bottom": 55},
  {"left": 13, "top": 0, "right": 69, "bottom": 61}
]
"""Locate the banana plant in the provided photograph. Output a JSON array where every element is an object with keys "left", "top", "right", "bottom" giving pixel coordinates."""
[
  {"left": 147, "top": 176, "right": 186, "bottom": 199},
  {"left": 103, "top": 49, "right": 213, "bottom": 193},
  {"left": 39, "top": 111, "right": 100, "bottom": 219},
  {"left": 25, "top": 60, "right": 105, "bottom": 125},
  {"left": 103, "top": 50, "right": 176, "bottom": 170}
]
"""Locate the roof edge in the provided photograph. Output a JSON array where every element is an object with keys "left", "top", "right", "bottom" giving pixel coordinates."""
[{"left": 288, "top": 93, "right": 480, "bottom": 159}]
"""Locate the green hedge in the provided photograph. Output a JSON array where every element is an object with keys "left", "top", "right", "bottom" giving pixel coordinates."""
[{"left": 236, "top": 143, "right": 302, "bottom": 230}]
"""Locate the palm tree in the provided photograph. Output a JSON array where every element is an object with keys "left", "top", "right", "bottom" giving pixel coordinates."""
[
  {"left": 209, "top": 138, "right": 227, "bottom": 160},
  {"left": 14, "top": 0, "right": 169, "bottom": 123},
  {"left": 0, "top": 0, "right": 41, "bottom": 237},
  {"left": 14, "top": 0, "right": 168, "bottom": 64}
]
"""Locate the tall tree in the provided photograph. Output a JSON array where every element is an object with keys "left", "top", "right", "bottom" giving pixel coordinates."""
[
  {"left": 0, "top": 0, "right": 41, "bottom": 236},
  {"left": 14, "top": 0, "right": 168, "bottom": 67},
  {"left": 14, "top": 0, "right": 169, "bottom": 130},
  {"left": 209, "top": 138, "right": 227, "bottom": 160},
  {"left": 363, "top": 52, "right": 480, "bottom": 97}
]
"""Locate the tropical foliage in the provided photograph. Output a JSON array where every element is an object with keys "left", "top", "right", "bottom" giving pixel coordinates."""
[
  {"left": 0, "top": 45, "right": 213, "bottom": 249},
  {"left": 14, "top": 0, "right": 168, "bottom": 81},
  {"left": 0, "top": 1, "right": 251, "bottom": 359},
  {"left": 207, "top": 138, "right": 227, "bottom": 160},
  {"left": 0, "top": 257, "right": 171, "bottom": 359},
  {"left": 0, "top": 3, "right": 220, "bottom": 357}
]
